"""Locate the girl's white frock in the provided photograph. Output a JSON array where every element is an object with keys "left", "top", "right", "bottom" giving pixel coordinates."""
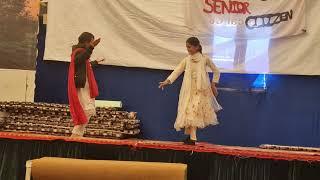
[{"left": 167, "top": 52, "right": 222, "bottom": 131}]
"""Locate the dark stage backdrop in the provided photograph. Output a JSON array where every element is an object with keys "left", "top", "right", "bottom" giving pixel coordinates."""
[{"left": 35, "top": 9, "right": 320, "bottom": 147}]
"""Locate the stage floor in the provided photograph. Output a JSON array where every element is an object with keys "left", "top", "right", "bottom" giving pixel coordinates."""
[{"left": 0, "top": 132, "right": 319, "bottom": 162}]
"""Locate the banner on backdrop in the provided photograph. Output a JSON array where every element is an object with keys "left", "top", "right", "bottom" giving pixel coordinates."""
[
  {"left": 185, "top": 0, "right": 306, "bottom": 39},
  {"left": 0, "top": 0, "right": 39, "bottom": 70},
  {"left": 44, "top": 0, "right": 320, "bottom": 75}
]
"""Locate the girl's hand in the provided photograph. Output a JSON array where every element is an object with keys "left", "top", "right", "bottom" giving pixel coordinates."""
[
  {"left": 211, "top": 83, "right": 218, "bottom": 97},
  {"left": 159, "top": 79, "right": 171, "bottom": 90}
]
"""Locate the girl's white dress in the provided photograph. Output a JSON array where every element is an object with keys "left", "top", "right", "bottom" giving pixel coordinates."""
[{"left": 167, "top": 52, "right": 222, "bottom": 131}]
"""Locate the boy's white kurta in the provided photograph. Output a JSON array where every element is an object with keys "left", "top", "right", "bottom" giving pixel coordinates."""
[
  {"left": 72, "top": 77, "right": 96, "bottom": 136},
  {"left": 167, "top": 52, "right": 222, "bottom": 131}
]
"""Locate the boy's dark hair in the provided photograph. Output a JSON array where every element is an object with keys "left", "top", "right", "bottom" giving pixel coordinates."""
[
  {"left": 186, "top": 37, "right": 202, "bottom": 54},
  {"left": 78, "top": 32, "right": 94, "bottom": 44}
]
